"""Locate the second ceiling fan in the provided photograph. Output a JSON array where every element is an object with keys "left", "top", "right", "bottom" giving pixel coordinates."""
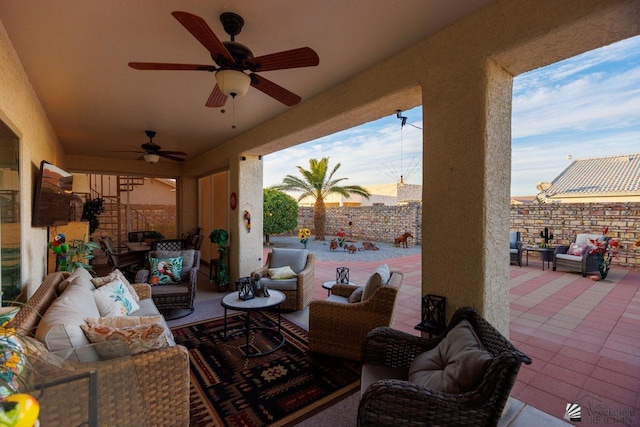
[{"left": 128, "top": 11, "right": 320, "bottom": 107}]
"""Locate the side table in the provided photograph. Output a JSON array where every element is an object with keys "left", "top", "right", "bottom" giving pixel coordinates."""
[
  {"left": 322, "top": 281, "right": 358, "bottom": 296},
  {"left": 523, "top": 246, "right": 555, "bottom": 271},
  {"left": 221, "top": 290, "right": 286, "bottom": 357}
]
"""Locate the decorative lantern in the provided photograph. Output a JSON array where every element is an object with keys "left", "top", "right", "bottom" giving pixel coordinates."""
[
  {"left": 336, "top": 267, "right": 349, "bottom": 284},
  {"left": 415, "top": 294, "right": 446, "bottom": 338},
  {"left": 236, "top": 277, "right": 255, "bottom": 301}
]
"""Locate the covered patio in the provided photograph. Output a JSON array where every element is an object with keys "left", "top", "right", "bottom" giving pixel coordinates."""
[{"left": 304, "top": 253, "right": 640, "bottom": 423}]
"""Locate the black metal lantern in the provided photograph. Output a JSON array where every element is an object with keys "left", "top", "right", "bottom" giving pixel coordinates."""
[
  {"left": 236, "top": 277, "right": 255, "bottom": 300},
  {"left": 415, "top": 294, "right": 446, "bottom": 338},
  {"left": 336, "top": 267, "right": 349, "bottom": 284}
]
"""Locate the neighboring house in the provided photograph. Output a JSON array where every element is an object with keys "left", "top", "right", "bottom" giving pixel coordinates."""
[
  {"left": 298, "top": 182, "right": 422, "bottom": 207},
  {"left": 537, "top": 153, "right": 640, "bottom": 203},
  {"left": 510, "top": 195, "right": 537, "bottom": 205}
]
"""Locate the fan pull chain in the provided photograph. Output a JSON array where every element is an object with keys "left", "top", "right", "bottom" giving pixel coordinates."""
[{"left": 231, "top": 98, "right": 237, "bottom": 130}]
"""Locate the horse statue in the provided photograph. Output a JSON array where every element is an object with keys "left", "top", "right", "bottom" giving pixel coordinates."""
[{"left": 394, "top": 232, "right": 413, "bottom": 248}]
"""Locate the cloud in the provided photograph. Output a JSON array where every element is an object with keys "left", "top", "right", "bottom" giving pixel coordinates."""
[{"left": 265, "top": 36, "right": 640, "bottom": 198}]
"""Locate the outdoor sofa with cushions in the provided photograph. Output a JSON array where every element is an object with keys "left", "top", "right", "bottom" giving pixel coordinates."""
[
  {"left": 7, "top": 267, "right": 189, "bottom": 426},
  {"left": 358, "top": 307, "right": 532, "bottom": 427},
  {"left": 308, "top": 264, "right": 403, "bottom": 361},
  {"left": 553, "top": 233, "right": 607, "bottom": 276},
  {"left": 251, "top": 248, "right": 315, "bottom": 311}
]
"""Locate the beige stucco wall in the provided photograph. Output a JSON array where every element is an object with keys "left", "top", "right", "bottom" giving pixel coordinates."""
[
  {"left": 0, "top": 19, "right": 68, "bottom": 297},
  {"left": 2, "top": 0, "right": 639, "bottom": 328}
]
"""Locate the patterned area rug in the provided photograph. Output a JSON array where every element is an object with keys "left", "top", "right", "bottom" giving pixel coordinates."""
[{"left": 171, "top": 311, "right": 361, "bottom": 427}]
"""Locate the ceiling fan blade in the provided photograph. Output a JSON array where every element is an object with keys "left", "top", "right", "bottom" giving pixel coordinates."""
[
  {"left": 158, "top": 153, "right": 186, "bottom": 162},
  {"left": 206, "top": 85, "right": 228, "bottom": 108},
  {"left": 157, "top": 150, "right": 187, "bottom": 156},
  {"left": 105, "top": 150, "right": 145, "bottom": 153},
  {"left": 244, "top": 47, "right": 319, "bottom": 72},
  {"left": 172, "top": 11, "right": 234, "bottom": 64},
  {"left": 250, "top": 73, "right": 301, "bottom": 106},
  {"left": 128, "top": 62, "right": 216, "bottom": 71}
]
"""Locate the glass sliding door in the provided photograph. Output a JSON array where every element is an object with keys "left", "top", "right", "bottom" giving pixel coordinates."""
[{"left": 0, "top": 121, "right": 20, "bottom": 305}]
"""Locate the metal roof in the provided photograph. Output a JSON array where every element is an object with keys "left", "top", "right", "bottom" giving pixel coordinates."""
[{"left": 547, "top": 153, "right": 640, "bottom": 196}]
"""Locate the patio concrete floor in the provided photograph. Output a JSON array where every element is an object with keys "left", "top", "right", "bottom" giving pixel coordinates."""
[{"left": 302, "top": 252, "right": 640, "bottom": 426}]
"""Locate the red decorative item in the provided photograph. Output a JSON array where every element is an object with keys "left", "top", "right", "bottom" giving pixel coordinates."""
[{"left": 244, "top": 210, "right": 251, "bottom": 232}]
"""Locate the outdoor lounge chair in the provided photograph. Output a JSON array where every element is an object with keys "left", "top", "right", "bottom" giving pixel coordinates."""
[
  {"left": 553, "top": 233, "right": 607, "bottom": 276},
  {"left": 308, "top": 265, "right": 403, "bottom": 361},
  {"left": 358, "top": 307, "right": 531, "bottom": 427},
  {"left": 252, "top": 248, "right": 315, "bottom": 311},
  {"left": 510, "top": 231, "right": 522, "bottom": 266},
  {"left": 135, "top": 249, "right": 200, "bottom": 319}
]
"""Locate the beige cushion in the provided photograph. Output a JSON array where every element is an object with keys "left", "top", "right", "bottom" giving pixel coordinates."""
[
  {"left": 57, "top": 266, "right": 95, "bottom": 294},
  {"left": 80, "top": 323, "right": 169, "bottom": 355},
  {"left": 348, "top": 287, "right": 365, "bottom": 303},
  {"left": 91, "top": 269, "right": 140, "bottom": 301},
  {"left": 268, "top": 266, "right": 298, "bottom": 280},
  {"left": 93, "top": 280, "right": 141, "bottom": 317},
  {"left": 408, "top": 320, "right": 493, "bottom": 394},
  {"left": 35, "top": 296, "right": 92, "bottom": 352},
  {"left": 85, "top": 315, "right": 163, "bottom": 328},
  {"left": 59, "top": 282, "right": 101, "bottom": 319},
  {"left": 362, "top": 264, "right": 390, "bottom": 301}
]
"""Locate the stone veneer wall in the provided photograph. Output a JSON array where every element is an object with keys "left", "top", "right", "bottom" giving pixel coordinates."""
[{"left": 296, "top": 202, "right": 640, "bottom": 268}]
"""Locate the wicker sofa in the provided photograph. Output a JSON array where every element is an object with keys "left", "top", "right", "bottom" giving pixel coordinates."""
[
  {"left": 8, "top": 270, "right": 190, "bottom": 426},
  {"left": 553, "top": 233, "right": 607, "bottom": 276}
]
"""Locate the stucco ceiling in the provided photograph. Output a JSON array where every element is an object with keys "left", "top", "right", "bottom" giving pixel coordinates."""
[{"left": 0, "top": 1, "right": 493, "bottom": 164}]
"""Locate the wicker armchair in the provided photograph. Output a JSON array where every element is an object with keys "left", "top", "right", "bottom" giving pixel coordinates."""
[
  {"left": 252, "top": 248, "right": 315, "bottom": 311},
  {"left": 135, "top": 249, "right": 200, "bottom": 319},
  {"left": 308, "top": 272, "right": 403, "bottom": 361},
  {"left": 509, "top": 231, "right": 522, "bottom": 266},
  {"left": 358, "top": 307, "right": 531, "bottom": 427},
  {"left": 554, "top": 233, "right": 607, "bottom": 277}
]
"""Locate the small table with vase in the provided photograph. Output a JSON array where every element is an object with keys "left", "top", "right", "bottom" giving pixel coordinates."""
[{"left": 221, "top": 290, "right": 286, "bottom": 357}]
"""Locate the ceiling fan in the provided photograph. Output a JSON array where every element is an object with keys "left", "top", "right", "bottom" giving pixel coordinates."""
[
  {"left": 128, "top": 11, "right": 320, "bottom": 107},
  {"left": 109, "top": 131, "right": 187, "bottom": 163}
]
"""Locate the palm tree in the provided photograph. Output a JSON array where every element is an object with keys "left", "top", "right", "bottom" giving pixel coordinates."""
[{"left": 275, "top": 157, "right": 370, "bottom": 240}]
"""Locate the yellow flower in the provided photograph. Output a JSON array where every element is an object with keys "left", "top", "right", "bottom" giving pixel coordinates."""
[{"left": 5, "top": 352, "right": 21, "bottom": 370}]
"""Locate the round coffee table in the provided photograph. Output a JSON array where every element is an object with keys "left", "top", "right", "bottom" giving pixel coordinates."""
[
  {"left": 221, "top": 289, "right": 286, "bottom": 357},
  {"left": 322, "top": 281, "right": 357, "bottom": 296}
]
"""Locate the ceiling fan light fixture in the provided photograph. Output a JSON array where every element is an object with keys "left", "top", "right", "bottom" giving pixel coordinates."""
[
  {"left": 144, "top": 153, "right": 160, "bottom": 164},
  {"left": 215, "top": 69, "right": 251, "bottom": 97}
]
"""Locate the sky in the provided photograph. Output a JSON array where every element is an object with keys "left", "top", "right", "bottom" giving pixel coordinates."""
[{"left": 263, "top": 35, "right": 640, "bottom": 196}]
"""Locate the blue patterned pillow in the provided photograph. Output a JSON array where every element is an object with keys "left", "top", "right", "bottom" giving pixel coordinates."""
[{"left": 150, "top": 256, "right": 183, "bottom": 285}]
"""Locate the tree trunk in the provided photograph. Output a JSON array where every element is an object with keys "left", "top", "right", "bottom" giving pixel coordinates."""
[
  {"left": 314, "top": 198, "right": 326, "bottom": 240},
  {"left": 265, "top": 234, "right": 271, "bottom": 245}
]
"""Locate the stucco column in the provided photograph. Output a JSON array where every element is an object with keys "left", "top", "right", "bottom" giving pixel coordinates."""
[
  {"left": 229, "top": 154, "right": 264, "bottom": 286},
  {"left": 422, "top": 58, "right": 513, "bottom": 334},
  {"left": 176, "top": 175, "right": 198, "bottom": 236}
]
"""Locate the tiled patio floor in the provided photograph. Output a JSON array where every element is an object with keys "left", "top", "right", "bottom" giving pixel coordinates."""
[{"left": 310, "top": 253, "right": 640, "bottom": 425}]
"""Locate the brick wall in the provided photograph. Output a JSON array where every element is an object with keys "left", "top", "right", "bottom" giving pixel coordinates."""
[
  {"left": 297, "top": 202, "right": 640, "bottom": 268},
  {"left": 298, "top": 203, "right": 422, "bottom": 245},
  {"left": 511, "top": 202, "right": 640, "bottom": 268}
]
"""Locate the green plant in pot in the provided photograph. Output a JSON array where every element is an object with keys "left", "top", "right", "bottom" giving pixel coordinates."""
[
  {"left": 81, "top": 198, "right": 105, "bottom": 235},
  {"left": 65, "top": 237, "right": 100, "bottom": 273}
]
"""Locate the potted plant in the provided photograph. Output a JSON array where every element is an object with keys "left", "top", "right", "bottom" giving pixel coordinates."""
[{"left": 65, "top": 237, "right": 100, "bottom": 273}]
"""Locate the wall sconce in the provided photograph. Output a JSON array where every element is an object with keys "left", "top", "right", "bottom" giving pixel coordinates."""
[
  {"left": 236, "top": 277, "right": 255, "bottom": 300},
  {"left": 71, "top": 174, "right": 91, "bottom": 195}
]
